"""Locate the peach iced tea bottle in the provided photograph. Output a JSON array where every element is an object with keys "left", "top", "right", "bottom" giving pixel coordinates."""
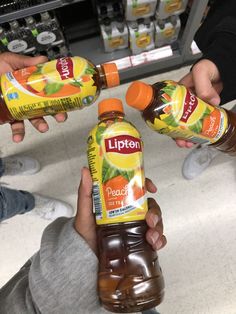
[
  {"left": 87, "top": 98, "right": 164, "bottom": 313},
  {"left": 126, "top": 80, "right": 236, "bottom": 155},
  {"left": 0, "top": 56, "right": 119, "bottom": 124}
]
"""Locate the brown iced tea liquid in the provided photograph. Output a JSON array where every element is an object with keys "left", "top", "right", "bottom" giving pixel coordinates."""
[
  {"left": 210, "top": 109, "right": 236, "bottom": 155},
  {"left": 97, "top": 221, "right": 164, "bottom": 313}
]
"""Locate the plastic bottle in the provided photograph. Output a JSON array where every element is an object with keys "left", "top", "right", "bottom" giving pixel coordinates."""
[
  {"left": 87, "top": 98, "right": 164, "bottom": 313},
  {"left": 126, "top": 80, "right": 236, "bottom": 154},
  {"left": 0, "top": 56, "right": 119, "bottom": 124}
]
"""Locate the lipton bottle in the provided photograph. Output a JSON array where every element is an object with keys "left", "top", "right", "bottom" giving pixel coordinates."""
[
  {"left": 87, "top": 98, "right": 164, "bottom": 313},
  {"left": 126, "top": 80, "right": 236, "bottom": 155},
  {"left": 0, "top": 56, "right": 119, "bottom": 124}
]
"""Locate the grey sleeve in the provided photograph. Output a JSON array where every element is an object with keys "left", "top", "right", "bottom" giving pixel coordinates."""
[{"left": 0, "top": 217, "right": 110, "bottom": 314}]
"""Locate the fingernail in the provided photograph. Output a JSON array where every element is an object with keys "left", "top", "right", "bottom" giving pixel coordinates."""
[
  {"left": 155, "top": 239, "right": 163, "bottom": 250},
  {"left": 150, "top": 213, "right": 158, "bottom": 227},
  {"left": 151, "top": 231, "right": 159, "bottom": 244}
]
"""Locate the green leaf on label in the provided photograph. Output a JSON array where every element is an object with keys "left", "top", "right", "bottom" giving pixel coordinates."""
[
  {"left": 70, "top": 80, "right": 83, "bottom": 87},
  {"left": 102, "top": 158, "right": 120, "bottom": 183},
  {"left": 119, "top": 169, "right": 135, "bottom": 182},
  {"left": 96, "top": 126, "right": 106, "bottom": 145},
  {"left": 85, "top": 67, "right": 96, "bottom": 75},
  {"left": 33, "top": 64, "right": 44, "bottom": 75},
  {"left": 189, "top": 120, "right": 203, "bottom": 134},
  {"left": 162, "top": 114, "right": 178, "bottom": 127},
  {"left": 202, "top": 106, "right": 211, "bottom": 119},
  {"left": 44, "top": 82, "right": 63, "bottom": 95}
]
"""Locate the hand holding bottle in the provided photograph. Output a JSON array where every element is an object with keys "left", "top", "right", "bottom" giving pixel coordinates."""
[
  {"left": 0, "top": 52, "right": 67, "bottom": 143},
  {"left": 74, "top": 167, "right": 167, "bottom": 255},
  {"left": 176, "top": 59, "right": 223, "bottom": 148}
]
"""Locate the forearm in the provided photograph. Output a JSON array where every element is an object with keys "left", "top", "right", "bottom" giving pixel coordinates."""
[{"left": 0, "top": 218, "right": 108, "bottom": 314}]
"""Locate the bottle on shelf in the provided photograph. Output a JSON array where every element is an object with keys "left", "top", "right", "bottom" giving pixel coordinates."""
[
  {"left": 128, "top": 18, "right": 155, "bottom": 55},
  {"left": 87, "top": 98, "right": 164, "bottom": 313},
  {"left": 156, "top": 0, "right": 188, "bottom": 20},
  {"left": 126, "top": 80, "right": 236, "bottom": 155},
  {"left": 0, "top": 26, "right": 8, "bottom": 52},
  {"left": 125, "top": 0, "right": 158, "bottom": 21},
  {"left": 154, "top": 15, "right": 181, "bottom": 48},
  {"left": 0, "top": 56, "right": 119, "bottom": 124}
]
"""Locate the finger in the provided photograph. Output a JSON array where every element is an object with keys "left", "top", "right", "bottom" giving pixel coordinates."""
[
  {"left": 145, "top": 178, "right": 157, "bottom": 193},
  {"left": 29, "top": 117, "right": 49, "bottom": 133},
  {"left": 153, "top": 235, "right": 167, "bottom": 251},
  {"left": 192, "top": 63, "right": 221, "bottom": 106},
  {"left": 175, "top": 139, "right": 195, "bottom": 148},
  {"left": 10, "top": 121, "right": 25, "bottom": 142},
  {"left": 1, "top": 52, "right": 47, "bottom": 70},
  {"left": 76, "top": 167, "right": 93, "bottom": 222},
  {"left": 179, "top": 72, "right": 194, "bottom": 91},
  {"left": 53, "top": 112, "right": 68, "bottom": 123},
  {"left": 146, "top": 198, "right": 162, "bottom": 229}
]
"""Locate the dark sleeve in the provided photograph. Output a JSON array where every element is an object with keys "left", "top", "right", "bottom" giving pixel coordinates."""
[{"left": 194, "top": 0, "right": 236, "bottom": 104}]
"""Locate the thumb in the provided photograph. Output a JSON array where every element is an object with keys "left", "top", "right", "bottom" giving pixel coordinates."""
[
  {"left": 2, "top": 52, "right": 47, "bottom": 70},
  {"left": 76, "top": 167, "right": 93, "bottom": 222},
  {"left": 192, "top": 63, "right": 221, "bottom": 106}
]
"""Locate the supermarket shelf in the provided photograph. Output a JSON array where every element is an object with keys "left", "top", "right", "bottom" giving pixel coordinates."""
[
  {"left": 70, "top": 35, "right": 183, "bottom": 82},
  {"left": 0, "top": 0, "right": 85, "bottom": 23}
]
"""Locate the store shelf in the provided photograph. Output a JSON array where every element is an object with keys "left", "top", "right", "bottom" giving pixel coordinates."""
[
  {"left": 0, "top": 0, "right": 85, "bottom": 23},
  {"left": 70, "top": 34, "right": 183, "bottom": 82}
]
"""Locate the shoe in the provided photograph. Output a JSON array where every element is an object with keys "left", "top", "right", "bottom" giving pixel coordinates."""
[
  {"left": 2, "top": 156, "right": 40, "bottom": 176},
  {"left": 182, "top": 145, "right": 220, "bottom": 180},
  {"left": 32, "top": 194, "right": 74, "bottom": 220}
]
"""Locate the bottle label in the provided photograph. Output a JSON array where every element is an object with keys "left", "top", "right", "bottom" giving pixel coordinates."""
[
  {"left": 7, "top": 40, "right": 28, "bottom": 53},
  {"left": 87, "top": 119, "right": 148, "bottom": 225},
  {"left": 147, "top": 81, "right": 228, "bottom": 144},
  {"left": 37, "top": 31, "right": 56, "bottom": 45},
  {"left": 0, "top": 57, "right": 98, "bottom": 120},
  {"left": 164, "top": 0, "right": 182, "bottom": 13}
]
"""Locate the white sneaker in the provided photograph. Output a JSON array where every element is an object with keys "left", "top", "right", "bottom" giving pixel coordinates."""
[
  {"left": 32, "top": 194, "right": 74, "bottom": 220},
  {"left": 182, "top": 145, "right": 220, "bottom": 180},
  {"left": 2, "top": 156, "right": 40, "bottom": 176}
]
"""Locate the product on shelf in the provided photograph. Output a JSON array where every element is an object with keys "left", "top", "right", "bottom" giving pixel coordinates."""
[
  {"left": 128, "top": 18, "right": 155, "bottom": 55},
  {"left": 124, "top": 0, "right": 158, "bottom": 21},
  {"left": 0, "top": 56, "right": 119, "bottom": 123},
  {"left": 100, "top": 15, "right": 128, "bottom": 52},
  {"left": 126, "top": 80, "right": 236, "bottom": 155},
  {"left": 154, "top": 15, "right": 181, "bottom": 48},
  {"left": 2, "top": 20, "right": 36, "bottom": 55},
  {"left": 87, "top": 98, "right": 164, "bottom": 312},
  {"left": 0, "top": 26, "right": 8, "bottom": 52},
  {"left": 25, "top": 11, "right": 66, "bottom": 55},
  {"left": 156, "top": 0, "right": 188, "bottom": 20},
  {"left": 97, "top": 1, "right": 123, "bottom": 21}
]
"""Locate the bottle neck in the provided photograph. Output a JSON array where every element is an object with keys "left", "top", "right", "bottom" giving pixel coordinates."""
[
  {"left": 97, "top": 65, "right": 108, "bottom": 89},
  {"left": 99, "top": 111, "right": 125, "bottom": 121}
]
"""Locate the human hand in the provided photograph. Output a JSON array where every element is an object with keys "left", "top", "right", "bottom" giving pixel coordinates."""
[
  {"left": 176, "top": 59, "right": 223, "bottom": 148},
  {"left": 74, "top": 167, "right": 167, "bottom": 255},
  {"left": 0, "top": 52, "right": 67, "bottom": 142}
]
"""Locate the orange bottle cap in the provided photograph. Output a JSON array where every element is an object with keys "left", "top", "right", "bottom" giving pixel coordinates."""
[
  {"left": 98, "top": 98, "right": 124, "bottom": 116},
  {"left": 101, "top": 63, "right": 120, "bottom": 88},
  {"left": 126, "top": 81, "right": 153, "bottom": 111}
]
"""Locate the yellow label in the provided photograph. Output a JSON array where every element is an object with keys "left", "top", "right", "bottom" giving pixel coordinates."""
[
  {"left": 87, "top": 118, "right": 148, "bottom": 225},
  {"left": 163, "top": 27, "right": 175, "bottom": 38},
  {"left": 109, "top": 37, "right": 125, "bottom": 48},
  {"left": 147, "top": 81, "right": 228, "bottom": 144},
  {"left": 132, "top": 4, "right": 150, "bottom": 16},
  {"left": 0, "top": 56, "right": 98, "bottom": 120},
  {"left": 164, "top": 0, "right": 182, "bottom": 13},
  {"left": 136, "top": 33, "right": 151, "bottom": 48}
]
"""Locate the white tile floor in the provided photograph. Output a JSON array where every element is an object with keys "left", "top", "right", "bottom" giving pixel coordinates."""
[{"left": 1, "top": 65, "right": 236, "bottom": 314}]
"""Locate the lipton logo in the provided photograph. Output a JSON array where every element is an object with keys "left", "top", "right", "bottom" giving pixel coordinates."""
[
  {"left": 105, "top": 135, "right": 141, "bottom": 154},
  {"left": 56, "top": 57, "right": 74, "bottom": 80},
  {"left": 180, "top": 90, "right": 198, "bottom": 123}
]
